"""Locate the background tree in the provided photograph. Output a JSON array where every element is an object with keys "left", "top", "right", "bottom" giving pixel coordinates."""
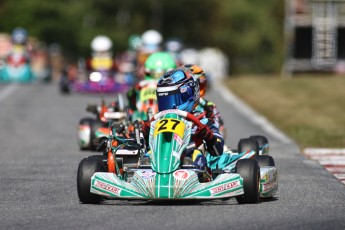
[{"left": 0, "top": 0, "right": 284, "bottom": 74}]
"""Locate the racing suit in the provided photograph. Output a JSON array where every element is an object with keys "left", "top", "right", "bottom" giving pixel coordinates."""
[{"left": 187, "top": 110, "right": 224, "bottom": 170}]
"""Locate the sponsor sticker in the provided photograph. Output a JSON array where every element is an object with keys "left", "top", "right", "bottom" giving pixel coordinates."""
[
  {"left": 210, "top": 181, "right": 240, "bottom": 195},
  {"left": 173, "top": 170, "right": 189, "bottom": 180},
  {"left": 94, "top": 180, "right": 106, "bottom": 189},
  {"left": 261, "top": 169, "right": 277, "bottom": 182},
  {"left": 94, "top": 180, "right": 121, "bottom": 195},
  {"left": 140, "top": 170, "right": 156, "bottom": 179},
  {"left": 262, "top": 182, "right": 276, "bottom": 192},
  {"left": 173, "top": 133, "right": 183, "bottom": 145},
  {"left": 180, "top": 87, "right": 187, "bottom": 93}
]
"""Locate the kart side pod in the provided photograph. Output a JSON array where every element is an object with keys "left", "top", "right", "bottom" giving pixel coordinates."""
[{"left": 259, "top": 166, "right": 278, "bottom": 198}]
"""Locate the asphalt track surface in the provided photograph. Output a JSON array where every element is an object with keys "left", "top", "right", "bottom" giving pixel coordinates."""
[{"left": 0, "top": 82, "right": 344, "bottom": 230}]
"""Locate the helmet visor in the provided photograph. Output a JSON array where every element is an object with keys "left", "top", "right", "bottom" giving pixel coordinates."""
[
  {"left": 157, "top": 91, "right": 181, "bottom": 111},
  {"left": 157, "top": 86, "right": 194, "bottom": 111}
]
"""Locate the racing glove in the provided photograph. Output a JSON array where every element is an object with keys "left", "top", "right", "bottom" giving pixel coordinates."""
[
  {"left": 192, "top": 124, "right": 213, "bottom": 146},
  {"left": 192, "top": 124, "right": 221, "bottom": 157}
]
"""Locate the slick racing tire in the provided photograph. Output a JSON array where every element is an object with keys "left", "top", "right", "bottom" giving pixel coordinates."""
[
  {"left": 256, "top": 155, "right": 275, "bottom": 168},
  {"left": 235, "top": 159, "right": 260, "bottom": 204},
  {"left": 238, "top": 138, "right": 259, "bottom": 157},
  {"left": 77, "top": 155, "right": 105, "bottom": 204},
  {"left": 250, "top": 135, "right": 269, "bottom": 155}
]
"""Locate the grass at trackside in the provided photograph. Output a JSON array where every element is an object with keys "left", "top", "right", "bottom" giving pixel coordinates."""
[{"left": 225, "top": 74, "right": 345, "bottom": 149}]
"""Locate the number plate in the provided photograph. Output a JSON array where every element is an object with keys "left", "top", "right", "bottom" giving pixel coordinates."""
[
  {"left": 154, "top": 118, "right": 185, "bottom": 138},
  {"left": 116, "top": 149, "right": 138, "bottom": 155}
]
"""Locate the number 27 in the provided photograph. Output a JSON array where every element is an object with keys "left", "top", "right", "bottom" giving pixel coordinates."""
[{"left": 157, "top": 119, "right": 180, "bottom": 131}]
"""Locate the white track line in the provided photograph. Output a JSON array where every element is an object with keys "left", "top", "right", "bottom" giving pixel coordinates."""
[
  {"left": 319, "top": 161, "right": 345, "bottom": 166},
  {"left": 334, "top": 174, "right": 345, "bottom": 180},
  {"left": 310, "top": 156, "right": 345, "bottom": 161},
  {"left": 304, "top": 148, "right": 345, "bottom": 155},
  {"left": 217, "top": 82, "right": 293, "bottom": 144},
  {"left": 0, "top": 84, "right": 18, "bottom": 102},
  {"left": 324, "top": 167, "right": 345, "bottom": 173}
]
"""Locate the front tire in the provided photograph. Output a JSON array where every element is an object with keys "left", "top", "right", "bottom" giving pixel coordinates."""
[
  {"left": 235, "top": 159, "right": 260, "bottom": 204},
  {"left": 77, "top": 155, "right": 104, "bottom": 204}
]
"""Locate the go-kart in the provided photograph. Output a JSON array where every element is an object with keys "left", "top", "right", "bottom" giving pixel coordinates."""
[
  {"left": 60, "top": 56, "right": 134, "bottom": 94},
  {"left": 78, "top": 96, "right": 127, "bottom": 151},
  {"left": 0, "top": 46, "right": 33, "bottom": 83},
  {"left": 77, "top": 109, "right": 278, "bottom": 204},
  {"left": 60, "top": 70, "right": 132, "bottom": 94}
]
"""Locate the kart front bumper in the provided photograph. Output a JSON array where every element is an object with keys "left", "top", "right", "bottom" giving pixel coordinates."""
[{"left": 90, "top": 170, "right": 245, "bottom": 200}]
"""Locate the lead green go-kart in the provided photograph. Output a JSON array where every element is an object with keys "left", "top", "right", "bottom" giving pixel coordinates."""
[{"left": 77, "top": 109, "right": 277, "bottom": 204}]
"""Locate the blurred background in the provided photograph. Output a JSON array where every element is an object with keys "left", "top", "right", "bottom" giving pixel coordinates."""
[
  {"left": 2, "top": 0, "right": 345, "bottom": 75},
  {"left": 0, "top": 0, "right": 345, "bottom": 148},
  {"left": 0, "top": 0, "right": 284, "bottom": 75}
]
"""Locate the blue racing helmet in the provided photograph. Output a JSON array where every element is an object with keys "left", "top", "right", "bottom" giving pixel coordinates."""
[{"left": 156, "top": 69, "right": 200, "bottom": 112}]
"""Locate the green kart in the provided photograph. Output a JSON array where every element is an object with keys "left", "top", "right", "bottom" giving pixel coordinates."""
[{"left": 77, "top": 109, "right": 277, "bottom": 204}]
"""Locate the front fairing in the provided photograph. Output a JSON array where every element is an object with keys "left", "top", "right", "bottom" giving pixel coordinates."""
[
  {"left": 2, "top": 63, "right": 32, "bottom": 82},
  {"left": 149, "top": 113, "right": 192, "bottom": 174}
]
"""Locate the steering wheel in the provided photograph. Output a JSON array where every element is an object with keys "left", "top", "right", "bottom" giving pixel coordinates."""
[{"left": 150, "top": 109, "right": 205, "bottom": 129}]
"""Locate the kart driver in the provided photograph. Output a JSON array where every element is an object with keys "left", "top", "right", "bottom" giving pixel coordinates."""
[
  {"left": 86, "top": 35, "right": 117, "bottom": 73},
  {"left": 127, "top": 51, "right": 176, "bottom": 121},
  {"left": 183, "top": 64, "right": 224, "bottom": 133},
  {"left": 141, "top": 68, "right": 225, "bottom": 171}
]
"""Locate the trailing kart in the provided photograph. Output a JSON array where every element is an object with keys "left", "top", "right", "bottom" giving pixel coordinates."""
[
  {"left": 78, "top": 95, "right": 126, "bottom": 150},
  {"left": 77, "top": 109, "right": 277, "bottom": 204},
  {"left": 59, "top": 59, "right": 133, "bottom": 94},
  {"left": 128, "top": 80, "right": 158, "bottom": 122},
  {"left": 0, "top": 45, "right": 33, "bottom": 83}
]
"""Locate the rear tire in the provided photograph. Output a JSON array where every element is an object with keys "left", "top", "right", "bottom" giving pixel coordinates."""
[
  {"left": 235, "top": 159, "right": 260, "bottom": 204},
  {"left": 77, "top": 155, "right": 104, "bottom": 204},
  {"left": 256, "top": 155, "right": 275, "bottom": 168},
  {"left": 238, "top": 138, "right": 259, "bottom": 157},
  {"left": 250, "top": 135, "right": 269, "bottom": 155},
  {"left": 250, "top": 135, "right": 268, "bottom": 146}
]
